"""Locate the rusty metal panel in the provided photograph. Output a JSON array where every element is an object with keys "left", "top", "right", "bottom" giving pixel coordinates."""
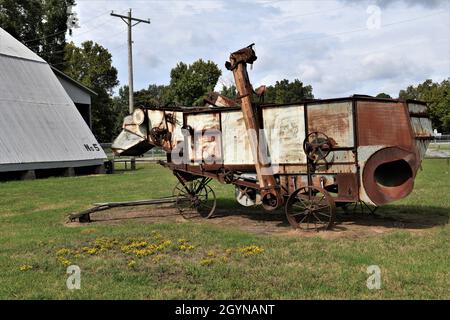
[
  {"left": 410, "top": 117, "right": 433, "bottom": 138},
  {"left": 408, "top": 103, "right": 428, "bottom": 114},
  {"left": 324, "top": 150, "right": 356, "bottom": 164},
  {"left": 186, "top": 113, "right": 221, "bottom": 164},
  {"left": 357, "top": 101, "right": 412, "bottom": 148},
  {"left": 284, "top": 174, "right": 308, "bottom": 194},
  {"left": 277, "top": 164, "right": 307, "bottom": 174},
  {"left": 147, "top": 110, "right": 166, "bottom": 129},
  {"left": 263, "top": 105, "right": 307, "bottom": 164},
  {"left": 221, "top": 111, "right": 253, "bottom": 165},
  {"left": 415, "top": 140, "right": 429, "bottom": 161},
  {"left": 307, "top": 101, "right": 354, "bottom": 148},
  {"left": 336, "top": 173, "right": 358, "bottom": 200},
  {"left": 315, "top": 164, "right": 356, "bottom": 174},
  {"left": 360, "top": 146, "right": 416, "bottom": 206},
  {"left": 357, "top": 145, "right": 385, "bottom": 205},
  {"left": 168, "top": 112, "right": 184, "bottom": 146}
]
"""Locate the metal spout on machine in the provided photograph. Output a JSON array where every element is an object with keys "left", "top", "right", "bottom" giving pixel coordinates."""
[{"left": 225, "top": 44, "right": 283, "bottom": 211}]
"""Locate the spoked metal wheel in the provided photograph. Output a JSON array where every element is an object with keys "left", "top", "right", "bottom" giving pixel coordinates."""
[
  {"left": 285, "top": 186, "right": 336, "bottom": 231},
  {"left": 172, "top": 178, "right": 217, "bottom": 219},
  {"left": 303, "top": 131, "right": 332, "bottom": 163}
]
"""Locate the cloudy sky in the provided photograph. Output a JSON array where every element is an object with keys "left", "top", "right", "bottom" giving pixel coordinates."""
[{"left": 71, "top": 0, "right": 450, "bottom": 98}]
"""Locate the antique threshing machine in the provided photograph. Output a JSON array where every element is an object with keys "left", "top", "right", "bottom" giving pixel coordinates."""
[{"left": 112, "top": 44, "right": 433, "bottom": 231}]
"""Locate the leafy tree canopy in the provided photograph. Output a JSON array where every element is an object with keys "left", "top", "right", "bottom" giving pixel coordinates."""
[
  {"left": 376, "top": 93, "right": 392, "bottom": 99},
  {"left": 0, "top": 0, "right": 76, "bottom": 69},
  {"left": 220, "top": 85, "right": 237, "bottom": 100},
  {"left": 64, "top": 41, "right": 119, "bottom": 142},
  {"left": 264, "top": 79, "right": 314, "bottom": 104},
  {"left": 169, "top": 59, "right": 222, "bottom": 106}
]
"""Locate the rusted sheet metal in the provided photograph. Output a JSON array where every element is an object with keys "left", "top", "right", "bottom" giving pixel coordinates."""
[
  {"left": 408, "top": 102, "right": 428, "bottom": 115},
  {"left": 410, "top": 117, "right": 433, "bottom": 140},
  {"left": 170, "top": 112, "right": 185, "bottom": 147},
  {"left": 324, "top": 150, "right": 355, "bottom": 165},
  {"left": 362, "top": 147, "right": 416, "bottom": 206},
  {"left": 112, "top": 113, "right": 152, "bottom": 156},
  {"left": 263, "top": 105, "right": 307, "bottom": 164},
  {"left": 415, "top": 140, "right": 430, "bottom": 161},
  {"left": 111, "top": 45, "right": 433, "bottom": 214},
  {"left": 281, "top": 174, "right": 308, "bottom": 194},
  {"left": 308, "top": 101, "right": 354, "bottom": 148},
  {"left": 112, "top": 96, "right": 430, "bottom": 208},
  {"left": 186, "top": 113, "right": 221, "bottom": 164},
  {"left": 221, "top": 111, "right": 253, "bottom": 165},
  {"left": 336, "top": 173, "right": 358, "bottom": 200},
  {"left": 357, "top": 101, "right": 413, "bottom": 149},
  {"left": 204, "top": 92, "right": 238, "bottom": 108}
]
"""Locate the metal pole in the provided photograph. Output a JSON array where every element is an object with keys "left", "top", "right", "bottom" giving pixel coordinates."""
[
  {"left": 110, "top": 9, "right": 150, "bottom": 115},
  {"left": 127, "top": 9, "right": 134, "bottom": 114},
  {"left": 111, "top": 9, "right": 150, "bottom": 172}
]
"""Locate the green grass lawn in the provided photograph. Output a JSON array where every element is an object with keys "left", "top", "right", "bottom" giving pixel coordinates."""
[
  {"left": 429, "top": 143, "right": 450, "bottom": 151},
  {"left": 0, "top": 160, "right": 448, "bottom": 299}
]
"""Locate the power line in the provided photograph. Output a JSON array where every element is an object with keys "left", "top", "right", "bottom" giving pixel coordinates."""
[
  {"left": 24, "top": 30, "right": 66, "bottom": 44},
  {"left": 25, "top": 10, "right": 124, "bottom": 47},
  {"left": 270, "top": 9, "right": 449, "bottom": 45}
]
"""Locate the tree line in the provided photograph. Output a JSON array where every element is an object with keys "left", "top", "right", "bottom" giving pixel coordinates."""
[{"left": 1, "top": 1, "right": 449, "bottom": 143}]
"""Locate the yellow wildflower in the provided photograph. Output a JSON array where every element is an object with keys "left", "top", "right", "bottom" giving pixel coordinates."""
[
  {"left": 152, "top": 255, "right": 163, "bottom": 263},
  {"left": 56, "top": 248, "right": 71, "bottom": 256},
  {"left": 57, "top": 256, "right": 71, "bottom": 267},
  {"left": 239, "top": 245, "right": 264, "bottom": 256},
  {"left": 178, "top": 239, "right": 194, "bottom": 251},
  {"left": 19, "top": 264, "right": 33, "bottom": 271},
  {"left": 200, "top": 258, "right": 215, "bottom": 266}
]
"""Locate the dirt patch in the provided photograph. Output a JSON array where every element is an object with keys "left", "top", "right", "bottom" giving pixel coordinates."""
[{"left": 66, "top": 204, "right": 448, "bottom": 239}]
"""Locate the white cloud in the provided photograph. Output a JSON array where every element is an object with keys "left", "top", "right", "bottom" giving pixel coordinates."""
[{"left": 71, "top": 0, "right": 450, "bottom": 98}]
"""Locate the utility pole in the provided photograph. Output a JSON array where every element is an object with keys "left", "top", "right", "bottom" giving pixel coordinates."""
[{"left": 111, "top": 9, "right": 150, "bottom": 114}]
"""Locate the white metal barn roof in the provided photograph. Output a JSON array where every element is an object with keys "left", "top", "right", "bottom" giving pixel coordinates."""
[{"left": 0, "top": 27, "right": 106, "bottom": 172}]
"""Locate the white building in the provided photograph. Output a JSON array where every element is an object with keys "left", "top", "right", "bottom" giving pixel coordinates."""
[{"left": 0, "top": 27, "right": 106, "bottom": 179}]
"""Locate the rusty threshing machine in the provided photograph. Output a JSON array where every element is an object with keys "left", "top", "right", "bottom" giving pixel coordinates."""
[{"left": 111, "top": 44, "right": 433, "bottom": 231}]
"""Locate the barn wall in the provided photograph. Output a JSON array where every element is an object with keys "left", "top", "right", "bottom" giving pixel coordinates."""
[{"left": 0, "top": 28, "right": 106, "bottom": 172}]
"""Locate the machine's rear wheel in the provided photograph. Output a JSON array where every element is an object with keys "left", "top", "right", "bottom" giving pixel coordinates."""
[
  {"left": 173, "top": 179, "right": 217, "bottom": 219},
  {"left": 285, "top": 186, "right": 336, "bottom": 231}
]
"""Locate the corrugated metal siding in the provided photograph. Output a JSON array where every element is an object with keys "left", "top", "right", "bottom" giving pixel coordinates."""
[
  {"left": 0, "top": 28, "right": 45, "bottom": 63},
  {"left": 56, "top": 75, "right": 92, "bottom": 105},
  {"left": 0, "top": 46, "right": 106, "bottom": 170}
]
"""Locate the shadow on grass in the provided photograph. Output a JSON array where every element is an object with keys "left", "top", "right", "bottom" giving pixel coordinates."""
[
  {"left": 336, "top": 204, "right": 450, "bottom": 230},
  {"left": 71, "top": 198, "right": 448, "bottom": 235},
  {"left": 212, "top": 198, "right": 449, "bottom": 231}
]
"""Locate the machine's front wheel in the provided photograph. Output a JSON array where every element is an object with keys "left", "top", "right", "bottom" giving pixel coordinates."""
[
  {"left": 285, "top": 186, "right": 336, "bottom": 231},
  {"left": 173, "top": 179, "right": 217, "bottom": 219}
]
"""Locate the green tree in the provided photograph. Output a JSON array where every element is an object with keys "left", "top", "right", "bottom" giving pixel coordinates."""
[
  {"left": 112, "top": 86, "right": 130, "bottom": 136},
  {"left": 399, "top": 79, "right": 450, "bottom": 133},
  {"left": 64, "top": 41, "right": 119, "bottom": 142},
  {"left": 264, "top": 79, "right": 314, "bottom": 104},
  {"left": 135, "top": 84, "right": 171, "bottom": 108},
  {"left": 169, "top": 59, "right": 222, "bottom": 106},
  {"left": 376, "top": 93, "right": 392, "bottom": 99},
  {"left": 220, "top": 85, "right": 237, "bottom": 100},
  {"left": 0, "top": 0, "right": 76, "bottom": 69}
]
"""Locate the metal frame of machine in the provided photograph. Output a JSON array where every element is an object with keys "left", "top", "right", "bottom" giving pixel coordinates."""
[{"left": 112, "top": 45, "right": 433, "bottom": 231}]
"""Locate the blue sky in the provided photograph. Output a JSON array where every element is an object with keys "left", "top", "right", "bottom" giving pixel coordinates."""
[{"left": 71, "top": 0, "right": 450, "bottom": 98}]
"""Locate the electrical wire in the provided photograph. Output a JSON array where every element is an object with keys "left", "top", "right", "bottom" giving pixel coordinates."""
[{"left": 270, "top": 9, "right": 450, "bottom": 45}]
